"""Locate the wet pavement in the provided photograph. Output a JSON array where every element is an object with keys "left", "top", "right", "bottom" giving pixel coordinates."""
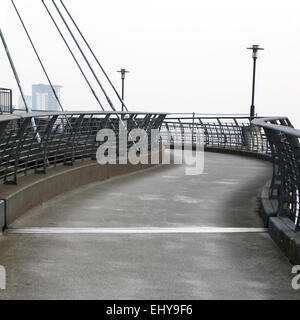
[{"left": 0, "top": 152, "right": 299, "bottom": 299}]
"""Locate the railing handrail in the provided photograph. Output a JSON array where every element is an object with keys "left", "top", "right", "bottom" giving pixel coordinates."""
[
  {"left": 252, "top": 117, "right": 300, "bottom": 138},
  {"left": 166, "top": 112, "right": 251, "bottom": 116},
  {"left": 166, "top": 116, "right": 266, "bottom": 120},
  {"left": 0, "top": 111, "right": 168, "bottom": 122}
]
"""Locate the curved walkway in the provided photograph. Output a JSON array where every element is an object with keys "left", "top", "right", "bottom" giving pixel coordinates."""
[{"left": 0, "top": 152, "right": 299, "bottom": 299}]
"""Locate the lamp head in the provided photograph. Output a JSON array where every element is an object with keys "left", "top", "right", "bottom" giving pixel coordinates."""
[
  {"left": 118, "top": 68, "right": 130, "bottom": 79},
  {"left": 247, "top": 45, "right": 264, "bottom": 58}
]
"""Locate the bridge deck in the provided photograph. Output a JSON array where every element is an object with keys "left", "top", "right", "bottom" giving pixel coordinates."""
[{"left": 0, "top": 153, "right": 299, "bottom": 299}]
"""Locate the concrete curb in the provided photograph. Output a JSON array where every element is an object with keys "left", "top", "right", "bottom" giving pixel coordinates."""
[
  {"left": 204, "top": 146, "right": 272, "bottom": 162},
  {"left": 259, "top": 181, "right": 278, "bottom": 227},
  {"left": 0, "top": 151, "right": 161, "bottom": 228},
  {"left": 268, "top": 217, "right": 300, "bottom": 265},
  {"left": 260, "top": 181, "right": 300, "bottom": 264},
  {"left": 0, "top": 201, "right": 4, "bottom": 232},
  {"left": 169, "top": 144, "right": 272, "bottom": 161}
]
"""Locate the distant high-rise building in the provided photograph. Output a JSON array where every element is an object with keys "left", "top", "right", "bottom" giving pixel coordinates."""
[
  {"left": 32, "top": 84, "right": 62, "bottom": 111},
  {"left": 18, "top": 95, "right": 32, "bottom": 110}
]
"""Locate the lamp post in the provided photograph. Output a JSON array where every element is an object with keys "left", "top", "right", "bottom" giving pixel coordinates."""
[
  {"left": 117, "top": 68, "right": 130, "bottom": 111},
  {"left": 247, "top": 45, "right": 264, "bottom": 119}
]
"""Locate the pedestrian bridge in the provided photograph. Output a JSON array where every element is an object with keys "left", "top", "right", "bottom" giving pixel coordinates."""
[{"left": 0, "top": 112, "right": 299, "bottom": 299}]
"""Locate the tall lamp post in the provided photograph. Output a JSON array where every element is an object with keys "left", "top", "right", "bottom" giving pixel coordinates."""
[
  {"left": 117, "top": 68, "right": 130, "bottom": 111},
  {"left": 247, "top": 45, "right": 264, "bottom": 119}
]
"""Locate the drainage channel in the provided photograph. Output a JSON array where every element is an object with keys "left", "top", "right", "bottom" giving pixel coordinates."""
[{"left": 6, "top": 227, "right": 268, "bottom": 235}]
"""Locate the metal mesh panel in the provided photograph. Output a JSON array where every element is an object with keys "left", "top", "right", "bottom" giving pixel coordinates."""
[
  {"left": 0, "top": 112, "right": 166, "bottom": 185},
  {"left": 253, "top": 117, "right": 300, "bottom": 232},
  {"left": 161, "top": 116, "right": 270, "bottom": 154},
  {"left": 0, "top": 88, "right": 12, "bottom": 114}
]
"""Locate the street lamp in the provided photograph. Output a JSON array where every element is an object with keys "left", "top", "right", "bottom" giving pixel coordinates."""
[
  {"left": 117, "top": 68, "right": 130, "bottom": 111},
  {"left": 247, "top": 45, "right": 264, "bottom": 119}
]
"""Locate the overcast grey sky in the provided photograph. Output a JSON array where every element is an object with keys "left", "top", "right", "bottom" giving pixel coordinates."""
[{"left": 1, "top": 0, "right": 300, "bottom": 126}]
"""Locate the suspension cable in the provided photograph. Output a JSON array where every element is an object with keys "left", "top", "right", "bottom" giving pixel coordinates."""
[
  {"left": 0, "top": 28, "right": 41, "bottom": 142},
  {"left": 42, "top": 1, "right": 137, "bottom": 149},
  {"left": 11, "top": 0, "right": 64, "bottom": 112},
  {"left": 59, "top": 0, "right": 129, "bottom": 112},
  {"left": 48, "top": 0, "right": 136, "bottom": 140},
  {"left": 0, "top": 28, "right": 29, "bottom": 113},
  {"left": 50, "top": 0, "right": 117, "bottom": 112},
  {"left": 41, "top": 0, "right": 105, "bottom": 111}
]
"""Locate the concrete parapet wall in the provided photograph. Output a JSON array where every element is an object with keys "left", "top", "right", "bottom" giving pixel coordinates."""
[
  {"left": 168, "top": 143, "right": 271, "bottom": 161},
  {"left": 0, "top": 201, "right": 4, "bottom": 233},
  {"left": 259, "top": 181, "right": 278, "bottom": 227},
  {"left": 269, "top": 217, "right": 300, "bottom": 265},
  {"left": 260, "top": 181, "right": 300, "bottom": 265},
  {"left": 0, "top": 151, "right": 160, "bottom": 227},
  {"left": 204, "top": 146, "right": 272, "bottom": 162}
]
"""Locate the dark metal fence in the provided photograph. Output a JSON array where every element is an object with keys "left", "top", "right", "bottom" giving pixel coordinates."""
[
  {"left": 0, "top": 88, "right": 12, "bottom": 114},
  {"left": 0, "top": 111, "right": 298, "bottom": 231},
  {"left": 162, "top": 114, "right": 300, "bottom": 231},
  {"left": 0, "top": 112, "right": 166, "bottom": 185},
  {"left": 162, "top": 115, "right": 270, "bottom": 154},
  {"left": 252, "top": 117, "right": 300, "bottom": 232}
]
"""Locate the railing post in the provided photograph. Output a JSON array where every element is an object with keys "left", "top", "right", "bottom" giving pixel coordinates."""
[
  {"left": 9, "top": 89, "right": 13, "bottom": 114},
  {"left": 192, "top": 112, "right": 195, "bottom": 145},
  {"left": 4, "top": 117, "right": 32, "bottom": 185}
]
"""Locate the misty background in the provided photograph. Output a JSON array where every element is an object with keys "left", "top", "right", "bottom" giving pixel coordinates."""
[{"left": 0, "top": 0, "right": 300, "bottom": 126}]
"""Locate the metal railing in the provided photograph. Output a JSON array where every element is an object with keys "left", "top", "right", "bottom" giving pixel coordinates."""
[
  {"left": 161, "top": 115, "right": 270, "bottom": 154},
  {"left": 252, "top": 117, "right": 300, "bottom": 232},
  {"left": 0, "top": 88, "right": 12, "bottom": 114},
  {"left": 0, "top": 111, "right": 166, "bottom": 185},
  {"left": 1, "top": 110, "right": 298, "bottom": 231},
  {"left": 162, "top": 114, "right": 300, "bottom": 231}
]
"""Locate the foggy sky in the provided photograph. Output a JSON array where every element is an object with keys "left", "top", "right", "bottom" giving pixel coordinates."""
[{"left": 1, "top": 0, "right": 300, "bottom": 127}]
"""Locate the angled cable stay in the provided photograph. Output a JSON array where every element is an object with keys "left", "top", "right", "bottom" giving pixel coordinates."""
[
  {"left": 0, "top": 28, "right": 41, "bottom": 142},
  {"left": 10, "top": 0, "right": 134, "bottom": 116},
  {"left": 4, "top": 1, "right": 140, "bottom": 149},
  {"left": 59, "top": 0, "right": 130, "bottom": 112},
  {"left": 0, "top": 28, "right": 30, "bottom": 113},
  {"left": 41, "top": 0, "right": 105, "bottom": 111},
  {"left": 42, "top": 0, "right": 139, "bottom": 139},
  {"left": 50, "top": 0, "right": 116, "bottom": 112},
  {"left": 11, "top": 0, "right": 64, "bottom": 112}
]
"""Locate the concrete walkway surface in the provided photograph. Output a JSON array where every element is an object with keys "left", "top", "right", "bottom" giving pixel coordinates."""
[{"left": 0, "top": 152, "right": 299, "bottom": 299}]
